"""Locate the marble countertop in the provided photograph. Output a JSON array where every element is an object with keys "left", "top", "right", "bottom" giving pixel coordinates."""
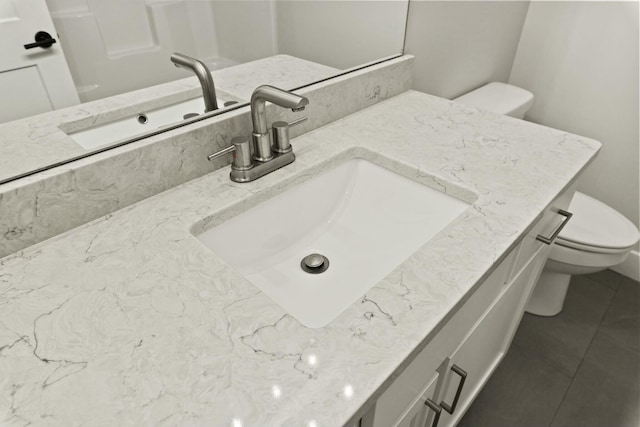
[
  {"left": 0, "top": 55, "right": 338, "bottom": 184},
  {"left": 0, "top": 90, "right": 600, "bottom": 426}
]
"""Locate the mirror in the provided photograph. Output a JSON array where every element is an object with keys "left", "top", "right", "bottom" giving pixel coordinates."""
[{"left": 0, "top": 0, "right": 408, "bottom": 185}]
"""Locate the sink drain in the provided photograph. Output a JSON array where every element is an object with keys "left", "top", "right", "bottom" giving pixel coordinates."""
[{"left": 300, "top": 253, "right": 329, "bottom": 274}]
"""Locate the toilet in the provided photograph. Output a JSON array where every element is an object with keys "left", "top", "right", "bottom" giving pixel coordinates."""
[
  {"left": 453, "top": 82, "right": 534, "bottom": 119},
  {"left": 455, "top": 82, "right": 640, "bottom": 316}
]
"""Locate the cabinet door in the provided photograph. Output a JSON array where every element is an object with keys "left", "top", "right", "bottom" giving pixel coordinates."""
[
  {"left": 394, "top": 373, "right": 440, "bottom": 427},
  {"left": 436, "top": 245, "right": 549, "bottom": 427},
  {"left": 372, "top": 254, "right": 515, "bottom": 427}
]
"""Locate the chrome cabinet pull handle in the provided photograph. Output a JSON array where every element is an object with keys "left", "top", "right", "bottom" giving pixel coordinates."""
[
  {"left": 424, "top": 398, "right": 442, "bottom": 427},
  {"left": 536, "top": 209, "right": 573, "bottom": 245},
  {"left": 440, "top": 364, "right": 467, "bottom": 414}
]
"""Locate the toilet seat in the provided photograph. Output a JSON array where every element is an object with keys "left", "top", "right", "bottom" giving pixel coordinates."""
[
  {"left": 555, "top": 191, "right": 639, "bottom": 250},
  {"left": 548, "top": 191, "right": 638, "bottom": 268},
  {"left": 549, "top": 241, "right": 631, "bottom": 271},
  {"left": 555, "top": 237, "right": 634, "bottom": 254}
]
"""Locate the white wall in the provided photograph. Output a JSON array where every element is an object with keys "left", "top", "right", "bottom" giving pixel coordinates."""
[
  {"left": 211, "top": 1, "right": 277, "bottom": 64},
  {"left": 509, "top": 1, "right": 639, "bottom": 234},
  {"left": 276, "top": 1, "right": 408, "bottom": 70},
  {"left": 404, "top": 1, "right": 530, "bottom": 99}
]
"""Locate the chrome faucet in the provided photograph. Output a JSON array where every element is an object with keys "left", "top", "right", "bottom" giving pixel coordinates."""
[
  {"left": 250, "top": 85, "right": 309, "bottom": 161},
  {"left": 207, "top": 85, "right": 309, "bottom": 183},
  {"left": 170, "top": 52, "right": 218, "bottom": 112}
]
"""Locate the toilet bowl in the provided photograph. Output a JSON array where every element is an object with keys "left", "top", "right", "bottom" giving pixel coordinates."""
[
  {"left": 525, "top": 191, "right": 638, "bottom": 316},
  {"left": 455, "top": 82, "right": 640, "bottom": 317}
]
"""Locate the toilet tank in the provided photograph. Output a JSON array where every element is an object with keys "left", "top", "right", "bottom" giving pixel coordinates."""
[{"left": 453, "top": 82, "right": 534, "bottom": 119}]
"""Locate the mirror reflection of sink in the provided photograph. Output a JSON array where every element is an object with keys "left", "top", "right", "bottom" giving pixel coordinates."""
[
  {"left": 195, "top": 158, "right": 472, "bottom": 328},
  {"left": 68, "top": 96, "right": 236, "bottom": 150}
]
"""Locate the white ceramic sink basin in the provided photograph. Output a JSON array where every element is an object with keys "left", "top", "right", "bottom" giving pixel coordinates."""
[
  {"left": 196, "top": 159, "right": 471, "bottom": 327},
  {"left": 69, "top": 96, "right": 236, "bottom": 150}
]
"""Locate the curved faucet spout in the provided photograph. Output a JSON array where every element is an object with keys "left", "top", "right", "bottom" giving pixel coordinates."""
[
  {"left": 250, "top": 85, "right": 309, "bottom": 135},
  {"left": 171, "top": 52, "right": 219, "bottom": 112}
]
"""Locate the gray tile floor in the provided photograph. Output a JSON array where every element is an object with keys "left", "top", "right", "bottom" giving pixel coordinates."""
[{"left": 459, "top": 270, "right": 640, "bottom": 427}]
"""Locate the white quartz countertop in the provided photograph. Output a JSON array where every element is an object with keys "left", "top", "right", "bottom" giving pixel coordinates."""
[{"left": 0, "top": 90, "right": 600, "bottom": 426}]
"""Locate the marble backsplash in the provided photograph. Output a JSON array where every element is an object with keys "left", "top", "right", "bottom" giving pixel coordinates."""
[{"left": 0, "top": 56, "right": 413, "bottom": 258}]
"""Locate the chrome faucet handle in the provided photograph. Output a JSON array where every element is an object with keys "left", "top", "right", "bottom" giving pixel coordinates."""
[
  {"left": 207, "top": 137, "right": 253, "bottom": 171},
  {"left": 272, "top": 116, "right": 308, "bottom": 153}
]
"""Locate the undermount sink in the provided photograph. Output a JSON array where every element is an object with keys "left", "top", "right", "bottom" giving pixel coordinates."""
[
  {"left": 195, "top": 158, "right": 471, "bottom": 328},
  {"left": 69, "top": 96, "right": 236, "bottom": 150}
]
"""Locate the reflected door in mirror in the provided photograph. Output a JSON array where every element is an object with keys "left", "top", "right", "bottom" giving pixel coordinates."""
[{"left": 0, "top": 0, "right": 79, "bottom": 122}]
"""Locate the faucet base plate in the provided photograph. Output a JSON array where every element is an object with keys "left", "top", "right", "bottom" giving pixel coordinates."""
[{"left": 230, "top": 150, "right": 295, "bottom": 183}]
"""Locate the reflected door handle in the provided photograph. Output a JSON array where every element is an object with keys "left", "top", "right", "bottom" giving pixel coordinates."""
[{"left": 24, "top": 31, "right": 57, "bottom": 49}]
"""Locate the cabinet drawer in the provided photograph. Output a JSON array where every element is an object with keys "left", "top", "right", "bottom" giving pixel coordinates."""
[{"left": 372, "top": 250, "right": 515, "bottom": 427}]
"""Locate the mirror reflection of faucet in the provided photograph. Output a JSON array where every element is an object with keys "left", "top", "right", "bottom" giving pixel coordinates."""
[
  {"left": 207, "top": 85, "right": 309, "bottom": 183},
  {"left": 170, "top": 52, "right": 219, "bottom": 113}
]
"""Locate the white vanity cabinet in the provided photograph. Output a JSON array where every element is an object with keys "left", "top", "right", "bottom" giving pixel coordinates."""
[
  {"left": 365, "top": 186, "right": 575, "bottom": 427},
  {"left": 435, "top": 244, "right": 549, "bottom": 427}
]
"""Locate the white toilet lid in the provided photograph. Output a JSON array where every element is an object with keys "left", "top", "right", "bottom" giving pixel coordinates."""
[{"left": 557, "top": 191, "right": 639, "bottom": 250}]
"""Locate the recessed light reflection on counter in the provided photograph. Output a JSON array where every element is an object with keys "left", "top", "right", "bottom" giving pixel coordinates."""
[
  {"left": 307, "top": 354, "right": 317, "bottom": 366},
  {"left": 271, "top": 384, "right": 282, "bottom": 399},
  {"left": 231, "top": 418, "right": 243, "bottom": 427},
  {"left": 307, "top": 420, "right": 318, "bottom": 427},
  {"left": 343, "top": 384, "right": 354, "bottom": 399}
]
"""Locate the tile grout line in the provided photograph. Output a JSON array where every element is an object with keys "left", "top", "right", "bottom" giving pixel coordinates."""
[
  {"left": 508, "top": 316, "right": 574, "bottom": 426},
  {"left": 547, "top": 278, "right": 621, "bottom": 426},
  {"left": 512, "top": 335, "right": 573, "bottom": 380}
]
